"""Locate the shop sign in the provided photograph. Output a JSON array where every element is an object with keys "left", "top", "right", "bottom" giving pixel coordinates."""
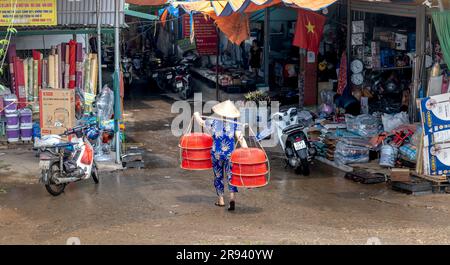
[
  {"left": 183, "top": 14, "right": 217, "bottom": 55},
  {"left": 0, "top": 0, "right": 57, "bottom": 26}
]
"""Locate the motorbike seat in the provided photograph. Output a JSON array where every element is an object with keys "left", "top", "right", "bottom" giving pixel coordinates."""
[
  {"left": 53, "top": 143, "right": 74, "bottom": 148},
  {"left": 282, "top": 124, "right": 304, "bottom": 134}
]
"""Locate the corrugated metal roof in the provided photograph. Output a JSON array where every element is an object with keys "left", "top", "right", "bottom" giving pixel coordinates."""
[{"left": 57, "top": 0, "right": 125, "bottom": 26}]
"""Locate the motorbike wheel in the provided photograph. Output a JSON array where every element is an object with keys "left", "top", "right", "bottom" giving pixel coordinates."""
[
  {"left": 300, "top": 158, "right": 310, "bottom": 176},
  {"left": 92, "top": 162, "right": 99, "bottom": 184},
  {"left": 180, "top": 89, "right": 187, "bottom": 100},
  {"left": 45, "top": 162, "right": 66, "bottom": 196}
]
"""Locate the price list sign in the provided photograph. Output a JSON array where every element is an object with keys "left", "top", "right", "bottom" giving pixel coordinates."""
[
  {"left": 0, "top": 0, "right": 57, "bottom": 26},
  {"left": 183, "top": 14, "right": 218, "bottom": 55}
]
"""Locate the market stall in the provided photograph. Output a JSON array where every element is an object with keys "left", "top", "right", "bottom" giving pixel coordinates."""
[{"left": 0, "top": 0, "right": 125, "bottom": 162}]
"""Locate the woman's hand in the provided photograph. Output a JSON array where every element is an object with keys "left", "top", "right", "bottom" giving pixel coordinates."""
[
  {"left": 193, "top": 112, "right": 205, "bottom": 127},
  {"left": 236, "top": 131, "right": 248, "bottom": 148}
]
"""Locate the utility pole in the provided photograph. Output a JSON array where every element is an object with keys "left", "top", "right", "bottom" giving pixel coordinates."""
[
  {"left": 114, "top": 0, "right": 121, "bottom": 163},
  {"left": 216, "top": 27, "right": 220, "bottom": 102},
  {"left": 264, "top": 8, "right": 270, "bottom": 86},
  {"left": 437, "top": 0, "right": 444, "bottom": 11},
  {"left": 97, "top": 0, "right": 103, "bottom": 92}
]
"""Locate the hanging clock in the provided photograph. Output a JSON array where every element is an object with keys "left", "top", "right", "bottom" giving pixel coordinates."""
[
  {"left": 350, "top": 59, "right": 364, "bottom": 74},
  {"left": 351, "top": 73, "right": 364, "bottom": 86}
]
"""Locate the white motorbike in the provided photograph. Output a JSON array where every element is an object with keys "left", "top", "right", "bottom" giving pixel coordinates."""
[
  {"left": 258, "top": 107, "right": 315, "bottom": 175},
  {"left": 34, "top": 123, "right": 100, "bottom": 196}
]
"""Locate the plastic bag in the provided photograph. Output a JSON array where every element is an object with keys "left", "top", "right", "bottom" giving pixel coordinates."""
[
  {"left": 335, "top": 141, "right": 369, "bottom": 165},
  {"left": 96, "top": 85, "right": 114, "bottom": 123},
  {"left": 319, "top": 90, "right": 335, "bottom": 116},
  {"left": 345, "top": 114, "right": 381, "bottom": 137},
  {"left": 381, "top": 112, "right": 409, "bottom": 132}
]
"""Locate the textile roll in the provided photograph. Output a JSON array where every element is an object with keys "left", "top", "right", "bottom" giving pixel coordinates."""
[
  {"left": 68, "top": 40, "right": 77, "bottom": 89},
  {"left": 84, "top": 56, "right": 91, "bottom": 94},
  {"left": 32, "top": 50, "right": 42, "bottom": 89},
  {"left": 33, "top": 57, "right": 38, "bottom": 98},
  {"left": 57, "top": 44, "right": 63, "bottom": 88},
  {"left": 90, "top": 54, "right": 98, "bottom": 95},
  {"left": 28, "top": 57, "right": 34, "bottom": 99},
  {"left": 64, "top": 43, "right": 70, "bottom": 88},
  {"left": 48, "top": 55, "right": 55, "bottom": 89},
  {"left": 76, "top": 43, "right": 84, "bottom": 93},
  {"left": 13, "top": 57, "right": 26, "bottom": 109},
  {"left": 42, "top": 59, "right": 48, "bottom": 90},
  {"left": 54, "top": 52, "right": 59, "bottom": 89},
  {"left": 23, "top": 58, "right": 28, "bottom": 101}
]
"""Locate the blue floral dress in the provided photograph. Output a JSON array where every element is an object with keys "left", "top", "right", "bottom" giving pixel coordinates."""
[{"left": 205, "top": 118, "right": 240, "bottom": 196}]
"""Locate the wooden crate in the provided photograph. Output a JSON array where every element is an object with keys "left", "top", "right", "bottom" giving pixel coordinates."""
[{"left": 390, "top": 168, "right": 411, "bottom": 182}]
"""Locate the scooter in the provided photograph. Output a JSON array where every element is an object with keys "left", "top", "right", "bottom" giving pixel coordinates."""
[
  {"left": 173, "top": 64, "right": 193, "bottom": 99},
  {"left": 122, "top": 57, "right": 133, "bottom": 85},
  {"left": 34, "top": 122, "right": 100, "bottom": 196},
  {"left": 257, "top": 107, "right": 315, "bottom": 176}
]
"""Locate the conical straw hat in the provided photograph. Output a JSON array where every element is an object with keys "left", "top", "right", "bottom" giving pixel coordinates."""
[{"left": 212, "top": 100, "right": 240, "bottom": 118}]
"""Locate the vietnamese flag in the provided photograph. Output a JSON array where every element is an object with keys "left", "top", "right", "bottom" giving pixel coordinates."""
[{"left": 293, "top": 9, "right": 326, "bottom": 54}]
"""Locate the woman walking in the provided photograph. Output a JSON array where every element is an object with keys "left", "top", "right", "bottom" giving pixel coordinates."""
[{"left": 193, "top": 100, "right": 248, "bottom": 211}]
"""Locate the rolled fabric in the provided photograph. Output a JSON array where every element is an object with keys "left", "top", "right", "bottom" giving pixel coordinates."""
[
  {"left": 48, "top": 55, "right": 55, "bottom": 89},
  {"left": 64, "top": 43, "right": 70, "bottom": 89},
  {"left": 14, "top": 57, "right": 26, "bottom": 109},
  {"left": 76, "top": 43, "right": 84, "bottom": 92},
  {"left": 33, "top": 56, "right": 38, "bottom": 97},
  {"left": 90, "top": 53, "right": 98, "bottom": 95},
  {"left": 84, "top": 56, "right": 91, "bottom": 94},
  {"left": 42, "top": 59, "right": 48, "bottom": 89},
  {"left": 28, "top": 57, "right": 34, "bottom": 99},
  {"left": 23, "top": 58, "right": 28, "bottom": 101},
  {"left": 68, "top": 40, "right": 76, "bottom": 89},
  {"left": 58, "top": 44, "right": 63, "bottom": 88}
]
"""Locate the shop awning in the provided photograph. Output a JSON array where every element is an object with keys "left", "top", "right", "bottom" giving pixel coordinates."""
[
  {"left": 124, "top": 9, "right": 159, "bottom": 20},
  {"left": 126, "top": 0, "right": 167, "bottom": 6},
  {"left": 172, "top": 0, "right": 336, "bottom": 17}
]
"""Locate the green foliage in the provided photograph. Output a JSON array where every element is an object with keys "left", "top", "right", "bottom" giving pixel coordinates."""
[
  {"left": 244, "top": 90, "right": 271, "bottom": 103},
  {"left": 7, "top": 27, "right": 17, "bottom": 34}
]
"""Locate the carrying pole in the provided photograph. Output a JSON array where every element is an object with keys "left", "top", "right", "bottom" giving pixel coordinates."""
[{"left": 113, "top": 0, "right": 121, "bottom": 163}]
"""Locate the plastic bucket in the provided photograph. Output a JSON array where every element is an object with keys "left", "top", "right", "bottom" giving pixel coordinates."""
[
  {"left": 179, "top": 133, "right": 213, "bottom": 170},
  {"left": 379, "top": 144, "right": 398, "bottom": 168},
  {"left": 6, "top": 127, "right": 20, "bottom": 142},
  {"left": 3, "top": 94, "right": 17, "bottom": 114},
  {"left": 20, "top": 123, "right": 33, "bottom": 140},
  {"left": 230, "top": 148, "right": 268, "bottom": 188},
  {"left": 19, "top": 108, "right": 33, "bottom": 124},
  {"left": 5, "top": 111, "right": 19, "bottom": 128}
]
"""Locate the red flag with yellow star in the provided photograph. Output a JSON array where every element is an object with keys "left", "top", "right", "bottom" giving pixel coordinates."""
[{"left": 293, "top": 8, "right": 326, "bottom": 54}]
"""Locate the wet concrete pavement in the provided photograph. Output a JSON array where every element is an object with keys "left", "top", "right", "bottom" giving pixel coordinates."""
[{"left": 2, "top": 81, "right": 450, "bottom": 244}]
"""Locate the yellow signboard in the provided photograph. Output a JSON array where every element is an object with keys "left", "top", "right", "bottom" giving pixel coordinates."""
[{"left": 0, "top": 0, "right": 57, "bottom": 26}]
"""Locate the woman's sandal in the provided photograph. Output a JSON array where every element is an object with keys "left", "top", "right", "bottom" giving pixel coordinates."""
[
  {"left": 215, "top": 202, "right": 225, "bottom": 207},
  {"left": 228, "top": 201, "right": 235, "bottom": 211}
]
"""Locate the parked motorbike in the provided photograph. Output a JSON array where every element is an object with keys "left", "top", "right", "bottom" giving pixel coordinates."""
[
  {"left": 122, "top": 57, "right": 133, "bottom": 85},
  {"left": 173, "top": 64, "right": 193, "bottom": 99},
  {"left": 152, "top": 67, "right": 175, "bottom": 91},
  {"left": 34, "top": 122, "right": 100, "bottom": 196},
  {"left": 257, "top": 107, "right": 315, "bottom": 175}
]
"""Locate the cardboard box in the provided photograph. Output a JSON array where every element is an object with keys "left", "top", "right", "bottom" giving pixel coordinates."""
[
  {"left": 423, "top": 142, "right": 450, "bottom": 176},
  {"left": 419, "top": 93, "right": 450, "bottom": 136},
  {"left": 423, "top": 130, "right": 450, "bottom": 147},
  {"left": 39, "top": 89, "right": 75, "bottom": 132}
]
